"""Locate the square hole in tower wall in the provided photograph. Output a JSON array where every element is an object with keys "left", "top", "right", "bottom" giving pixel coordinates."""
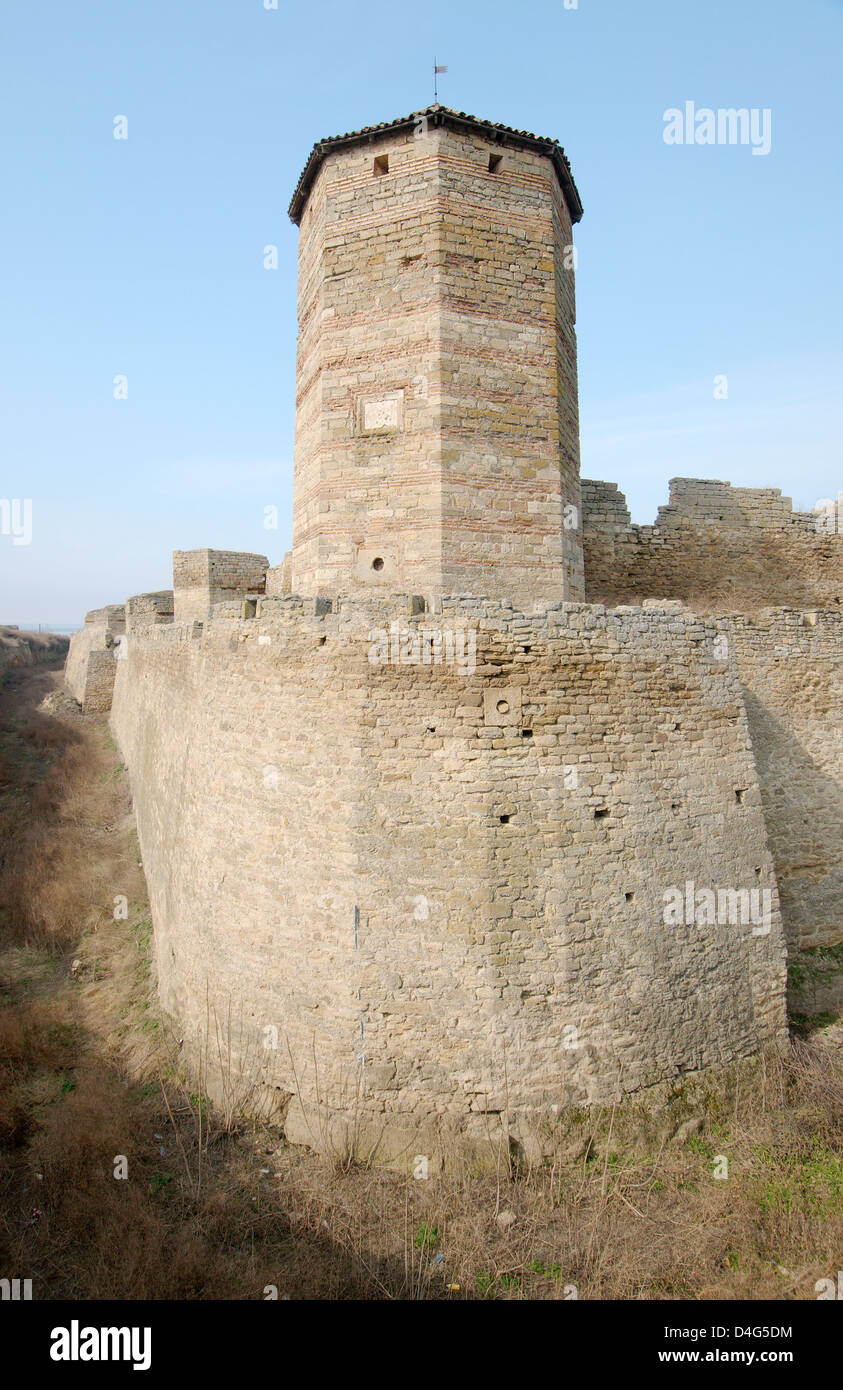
[
  {"left": 488, "top": 152, "right": 503, "bottom": 173},
  {"left": 373, "top": 154, "right": 389, "bottom": 176}
]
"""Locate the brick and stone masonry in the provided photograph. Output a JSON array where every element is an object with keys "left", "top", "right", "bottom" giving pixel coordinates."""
[
  {"left": 65, "top": 104, "right": 841, "bottom": 1165},
  {"left": 288, "top": 106, "right": 585, "bottom": 607}
]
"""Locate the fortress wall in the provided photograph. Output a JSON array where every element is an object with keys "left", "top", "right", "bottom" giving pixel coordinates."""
[
  {"left": 110, "top": 605, "right": 363, "bottom": 1127},
  {"left": 83, "top": 605, "right": 126, "bottom": 633},
  {"left": 65, "top": 606, "right": 125, "bottom": 711},
  {"left": 110, "top": 596, "right": 787, "bottom": 1160},
  {"left": 580, "top": 479, "right": 631, "bottom": 531},
  {"left": 265, "top": 554, "right": 292, "bottom": 596},
  {"left": 65, "top": 628, "right": 118, "bottom": 710},
  {"left": 172, "top": 550, "right": 268, "bottom": 623},
  {"left": 722, "top": 610, "right": 843, "bottom": 949},
  {"left": 582, "top": 478, "right": 843, "bottom": 612},
  {"left": 125, "top": 590, "right": 173, "bottom": 632},
  {"left": 581, "top": 479, "right": 842, "bottom": 947}
]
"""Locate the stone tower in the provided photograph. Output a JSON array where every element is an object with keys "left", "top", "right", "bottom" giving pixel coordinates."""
[{"left": 288, "top": 105, "right": 585, "bottom": 604}]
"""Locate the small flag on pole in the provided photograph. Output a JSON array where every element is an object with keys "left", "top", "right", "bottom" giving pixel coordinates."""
[{"left": 433, "top": 60, "right": 447, "bottom": 102}]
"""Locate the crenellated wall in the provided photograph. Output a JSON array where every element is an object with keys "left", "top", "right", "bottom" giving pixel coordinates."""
[
  {"left": 125, "top": 590, "right": 173, "bottom": 633},
  {"left": 172, "top": 550, "right": 267, "bottom": 623},
  {"left": 582, "top": 478, "right": 843, "bottom": 612}
]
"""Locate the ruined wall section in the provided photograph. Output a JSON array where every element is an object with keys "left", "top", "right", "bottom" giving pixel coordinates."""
[
  {"left": 110, "top": 596, "right": 787, "bottom": 1161},
  {"left": 723, "top": 610, "right": 843, "bottom": 949},
  {"left": 65, "top": 605, "right": 125, "bottom": 711},
  {"left": 582, "top": 478, "right": 843, "bottom": 612},
  {"left": 265, "top": 554, "right": 292, "bottom": 596},
  {"left": 126, "top": 590, "right": 173, "bottom": 632}
]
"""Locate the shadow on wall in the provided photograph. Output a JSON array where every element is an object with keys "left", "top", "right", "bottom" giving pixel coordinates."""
[
  {"left": 580, "top": 478, "right": 843, "bottom": 613},
  {"left": 584, "top": 531, "right": 843, "bottom": 614},
  {"left": 742, "top": 691, "right": 843, "bottom": 951}
]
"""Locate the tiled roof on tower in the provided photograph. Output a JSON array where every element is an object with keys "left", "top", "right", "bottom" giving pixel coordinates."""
[{"left": 288, "top": 104, "right": 583, "bottom": 224}]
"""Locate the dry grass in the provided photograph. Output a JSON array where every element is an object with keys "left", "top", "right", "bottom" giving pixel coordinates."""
[
  {"left": 0, "top": 667, "right": 134, "bottom": 950},
  {"left": 0, "top": 658, "right": 841, "bottom": 1300}
]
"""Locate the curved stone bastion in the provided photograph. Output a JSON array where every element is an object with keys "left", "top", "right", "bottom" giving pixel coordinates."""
[{"left": 103, "top": 591, "right": 788, "bottom": 1166}]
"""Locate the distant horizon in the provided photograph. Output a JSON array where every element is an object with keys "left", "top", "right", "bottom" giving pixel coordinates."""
[{"left": 5, "top": 623, "right": 81, "bottom": 635}]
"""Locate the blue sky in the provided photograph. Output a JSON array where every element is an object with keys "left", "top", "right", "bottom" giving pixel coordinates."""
[{"left": 1, "top": 0, "right": 841, "bottom": 628}]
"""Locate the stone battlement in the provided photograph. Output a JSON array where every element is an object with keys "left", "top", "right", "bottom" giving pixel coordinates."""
[
  {"left": 125, "top": 590, "right": 173, "bottom": 632},
  {"left": 173, "top": 549, "right": 268, "bottom": 623},
  {"left": 582, "top": 477, "right": 842, "bottom": 611}
]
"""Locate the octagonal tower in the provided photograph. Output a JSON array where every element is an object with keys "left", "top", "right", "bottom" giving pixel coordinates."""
[{"left": 288, "top": 104, "right": 585, "bottom": 604}]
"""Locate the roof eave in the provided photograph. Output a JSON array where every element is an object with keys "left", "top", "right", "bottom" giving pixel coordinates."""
[{"left": 287, "top": 106, "right": 583, "bottom": 226}]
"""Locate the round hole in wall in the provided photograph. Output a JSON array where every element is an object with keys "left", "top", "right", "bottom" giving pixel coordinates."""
[
  {"left": 496, "top": 699, "right": 510, "bottom": 715},
  {"left": 372, "top": 557, "right": 385, "bottom": 572}
]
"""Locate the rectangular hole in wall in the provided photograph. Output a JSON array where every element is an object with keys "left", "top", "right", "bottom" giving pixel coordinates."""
[
  {"left": 373, "top": 154, "right": 389, "bottom": 176},
  {"left": 488, "top": 152, "right": 503, "bottom": 173}
]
